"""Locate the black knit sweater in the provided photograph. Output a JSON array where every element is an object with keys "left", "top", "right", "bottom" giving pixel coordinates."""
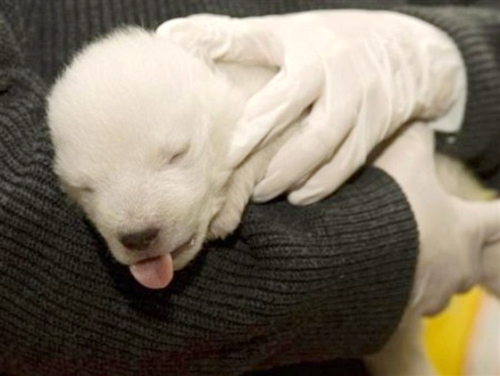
[{"left": 1, "top": 1, "right": 500, "bottom": 375}]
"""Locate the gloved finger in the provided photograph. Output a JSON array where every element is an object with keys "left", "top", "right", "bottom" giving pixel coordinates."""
[
  {"left": 251, "top": 129, "right": 340, "bottom": 203},
  {"left": 288, "top": 106, "right": 431, "bottom": 206},
  {"left": 287, "top": 127, "right": 368, "bottom": 205},
  {"left": 285, "top": 82, "right": 392, "bottom": 205},
  {"left": 252, "top": 50, "right": 368, "bottom": 201},
  {"left": 461, "top": 199, "right": 500, "bottom": 245},
  {"left": 479, "top": 240, "right": 500, "bottom": 297},
  {"left": 228, "top": 62, "right": 323, "bottom": 167},
  {"left": 411, "top": 268, "right": 456, "bottom": 317},
  {"left": 157, "top": 15, "right": 279, "bottom": 65},
  {"left": 252, "top": 93, "right": 355, "bottom": 202}
]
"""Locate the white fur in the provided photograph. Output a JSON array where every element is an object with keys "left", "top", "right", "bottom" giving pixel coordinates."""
[
  {"left": 48, "top": 27, "right": 286, "bottom": 269},
  {"left": 47, "top": 27, "right": 496, "bottom": 375}
]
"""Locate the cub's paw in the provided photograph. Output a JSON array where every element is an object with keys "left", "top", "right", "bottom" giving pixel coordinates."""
[{"left": 207, "top": 204, "right": 243, "bottom": 240}]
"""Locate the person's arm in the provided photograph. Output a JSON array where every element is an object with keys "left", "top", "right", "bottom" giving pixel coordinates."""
[
  {"left": 2, "top": 2, "right": 499, "bottom": 376},
  {"left": 395, "top": 6, "right": 500, "bottom": 186}
]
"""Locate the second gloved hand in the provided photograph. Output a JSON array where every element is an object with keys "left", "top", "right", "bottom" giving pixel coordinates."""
[
  {"left": 375, "top": 123, "right": 500, "bottom": 316},
  {"left": 157, "top": 10, "right": 466, "bottom": 205}
]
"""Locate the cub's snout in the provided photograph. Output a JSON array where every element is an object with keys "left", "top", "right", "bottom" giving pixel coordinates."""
[{"left": 119, "top": 227, "right": 160, "bottom": 251}]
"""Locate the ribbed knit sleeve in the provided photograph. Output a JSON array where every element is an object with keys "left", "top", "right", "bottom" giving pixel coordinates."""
[
  {"left": 0, "top": 1, "right": 419, "bottom": 375},
  {"left": 396, "top": 6, "right": 500, "bottom": 183}
]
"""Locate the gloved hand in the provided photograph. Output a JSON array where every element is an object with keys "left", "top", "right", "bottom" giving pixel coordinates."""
[
  {"left": 374, "top": 123, "right": 500, "bottom": 316},
  {"left": 157, "top": 10, "right": 466, "bottom": 205}
]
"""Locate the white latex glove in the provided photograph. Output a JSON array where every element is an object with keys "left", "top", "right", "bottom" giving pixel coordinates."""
[
  {"left": 157, "top": 10, "right": 466, "bottom": 205},
  {"left": 374, "top": 123, "right": 500, "bottom": 316},
  {"left": 479, "top": 241, "right": 500, "bottom": 298}
]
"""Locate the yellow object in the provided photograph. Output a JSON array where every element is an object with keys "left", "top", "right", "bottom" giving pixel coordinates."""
[
  {"left": 423, "top": 184, "right": 499, "bottom": 376},
  {"left": 423, "top": 288, "right": 486, "bottom": 376}
]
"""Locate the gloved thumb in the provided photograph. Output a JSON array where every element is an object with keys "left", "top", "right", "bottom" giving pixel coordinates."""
[
  {"left": 480, "top": 239, "right": 500, "bottom": 297},
  {"left": 462, "top": 199, "right": 500, "bottom": 246},
  {"left": 457, "top": 198, "right": 500, "bottom": 296}
]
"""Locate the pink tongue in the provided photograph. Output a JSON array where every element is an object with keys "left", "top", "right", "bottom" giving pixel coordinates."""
[{"left": 129, "top": 254, "right": 174, "bottom": 289}]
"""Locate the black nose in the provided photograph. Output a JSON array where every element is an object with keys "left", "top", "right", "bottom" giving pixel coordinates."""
[{"left": 119, "top": 227, "right": 159, "bottom": 251}]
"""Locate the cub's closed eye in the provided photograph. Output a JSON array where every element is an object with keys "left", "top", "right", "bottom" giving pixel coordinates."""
[
  {"left": 170, "top": 151, "right": 186, "bottom": 164},
  {"left": 169, "top": 146, "right": 190, "bottom": 164},
  {"left": 79, "top": 186, "right": 95, "bottom": 194}
]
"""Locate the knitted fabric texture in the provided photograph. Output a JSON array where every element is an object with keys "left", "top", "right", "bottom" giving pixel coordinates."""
[{"left": 1, "top": 0, "right": 499, "bottom": 375}]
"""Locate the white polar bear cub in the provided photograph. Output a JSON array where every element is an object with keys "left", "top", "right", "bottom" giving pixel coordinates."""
[
  {"left": 48, "top": 27, "right": 292, "bottom": 289},
  {"left": 48, "top": 26, "right": 498, "bottom": 376}
]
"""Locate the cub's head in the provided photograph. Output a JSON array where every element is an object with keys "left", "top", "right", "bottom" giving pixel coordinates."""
[{"left": 48, "top": 28, "right": 233, "bottom": 288}]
